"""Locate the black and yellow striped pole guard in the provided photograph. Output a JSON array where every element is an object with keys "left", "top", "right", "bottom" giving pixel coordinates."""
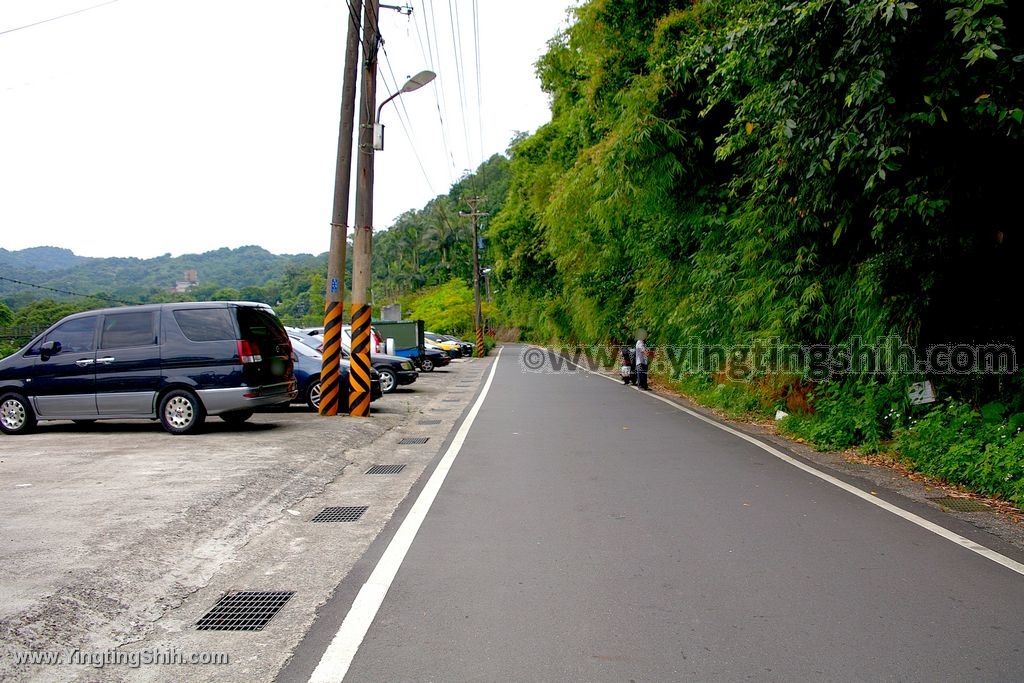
[
  {"left": 318, "top": 302, "right": 344, "bottom": 416},
  {"left": 347, "top": 303, "right": 373, "bottom": 417}
]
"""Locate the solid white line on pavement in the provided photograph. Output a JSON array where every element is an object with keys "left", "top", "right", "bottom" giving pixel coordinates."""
[
  {"left": 575, "top": 355, "right": 1024, "bottom": 578},
  {"left": 308, "top": 347, "right": 504, "bottom": 683}
]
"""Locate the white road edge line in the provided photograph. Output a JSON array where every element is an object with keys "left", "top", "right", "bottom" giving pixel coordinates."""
[
  {"left": 573, "top": 354, "right": 1024, "bottom": 578},
  {"left": 308, "top": 347, "right": 504, "bottom": 683}
]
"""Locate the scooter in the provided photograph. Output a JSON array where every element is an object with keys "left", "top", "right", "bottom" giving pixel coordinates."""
[{"left": 619, "top": 345, "right": 637, "bottom": 385}]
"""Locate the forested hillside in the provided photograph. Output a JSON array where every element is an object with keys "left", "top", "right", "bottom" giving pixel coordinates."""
[
  {"left": 0, "top": 246, "right": 336, "bottom": 350},
  {"left": 371, "top": 153, "right": 510, "bottom": 300},
  {"left": 491, "top": 0, "right": 1021, "bottom": 352},
  {"left": 0, "top": 245, "right": 323, "bottom": 309}
]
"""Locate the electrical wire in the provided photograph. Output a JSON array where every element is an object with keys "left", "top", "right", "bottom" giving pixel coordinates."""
[
  {"left": 408, "top": 0, "right": 456, "bottom": 188},
  {"left": 423, "top": 0, "right": 459, "bottom": 182},
  {"left": 0, "top": 0, "right": 119, "bottom": 37},
  {"left": 379, "top": 44, "right": 437, "bottom": 197},
  {"left": 472, "top": 0, "right": 485, "bottom": 163},
  {"left": 447, "top": 0, "right": 473, "bottom": 166},
  {"left": 0, "top": 276, "right": 138, "bottom": 305}
]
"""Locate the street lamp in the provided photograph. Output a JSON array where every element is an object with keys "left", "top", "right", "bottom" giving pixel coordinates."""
[
  {"left": 348, "top": 55, "right": 436, "bottom": 416},
  {"left": 373, "top": 70, "right": 435, "bottom": 150},
  {"left": 482, "top": 267, "right": 492, "bottom": 303}
]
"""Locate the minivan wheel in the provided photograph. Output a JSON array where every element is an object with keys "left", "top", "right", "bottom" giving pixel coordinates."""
[
  {"left": 420, "top": 357, "right": 434, "bottom": 372},
  {"left": 305, "top": 378, "right": 323, "bottom": 411},
  {"left": 159, "top": 389, "right": 206, "bottom": 435},
  {"left": 0, "top": 393, "right": 36, "bottom": 435},
  {"left": 377, "top": 368, "right": 397, "bottom": 393}
]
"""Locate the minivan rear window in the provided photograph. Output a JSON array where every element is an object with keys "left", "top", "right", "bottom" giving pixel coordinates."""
[
  {"left": 173, "top": 308, "right": 236, "bottom": 342},
  {"left": 237, "top": 307, "right": 288, "bottom": 345}
]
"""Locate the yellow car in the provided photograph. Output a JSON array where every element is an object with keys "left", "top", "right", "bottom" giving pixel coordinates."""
[{"left": 424, "top": 332, "right": 463, "bottom": 358}]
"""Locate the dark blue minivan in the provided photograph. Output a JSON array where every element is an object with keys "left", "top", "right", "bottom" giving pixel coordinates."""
[{"left": 0, "top": 301, "right": 297, "bottom": 435}]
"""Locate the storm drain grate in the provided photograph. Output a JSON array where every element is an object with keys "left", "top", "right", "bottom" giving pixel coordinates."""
[
  {"left": 196, "top": 590, "right": 294, "bottom": 631},
  {"left": 398, "top": 437, "right": 430, "bottom": 445},
  {"left": 365, "top": 464, "right": 406, "bottom": 475},
  {"left": 417, "top": 419, "right": 441, "bottom": 425},
  {"left": 311, "top": 505, "right": 368, "bottom": 523},
  {"left": 927, "top": 496, "right": 989, "bottom": 513}
]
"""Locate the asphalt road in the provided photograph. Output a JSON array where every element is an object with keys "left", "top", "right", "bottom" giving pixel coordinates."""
[{"left": 289, "top": 345, "right": 1024, "bottom": 682}]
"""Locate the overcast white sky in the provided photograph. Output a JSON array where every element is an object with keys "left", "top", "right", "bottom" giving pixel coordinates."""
[{"left": 0, "top": 0, "right": 577, "bottom": 258}]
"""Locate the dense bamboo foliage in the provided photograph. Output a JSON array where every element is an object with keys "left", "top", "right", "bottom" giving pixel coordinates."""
[{"left": 489, "top": 0, "right": 1023, "bottom": 369}]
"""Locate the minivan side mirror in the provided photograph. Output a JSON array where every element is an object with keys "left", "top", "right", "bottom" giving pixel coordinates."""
[{"left": 40, "top": 340, "right": 62, "bottom": 360}]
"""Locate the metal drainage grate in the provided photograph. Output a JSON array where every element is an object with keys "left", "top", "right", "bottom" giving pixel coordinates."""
[
  {"left": 311, "top": 506, "right": 368, "bottom": 523},
  {"left": 196, "top": 590, "right": 294, "bottom": 631},
  {"left": 417, "top": 419, "right": 441, "bottom": 425},
  {"left": 366, "top": 464, "right": 406, "bottom": 475},
  {"left": 398, "top": 437, "right": 430, "bottom": 445},
  {"left": 927, "top": 496, "right": 989, "bottom": 513}
]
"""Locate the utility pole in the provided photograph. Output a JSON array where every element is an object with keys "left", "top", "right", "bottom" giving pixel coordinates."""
[
  {"left": 319, "top": 0, "right": 362, "bottom": 417},
  {"left": 344, "top": 3, "right": 430, "bottom": 417},
  {"left": 347, "top": 0, "right": 380, "bottom": 417},
  {"left": 461, "top": 197, "right": 489, "bottom": 358}
]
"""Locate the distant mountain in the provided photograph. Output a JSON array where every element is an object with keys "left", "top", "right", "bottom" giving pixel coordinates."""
[
  {"left": 0, "top": 246, "right": 89, "bottom": 272},
  {"left": 0, "top": 245, "right": 326, "bottom": 307}
]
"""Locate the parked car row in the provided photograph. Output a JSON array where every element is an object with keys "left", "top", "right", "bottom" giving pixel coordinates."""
[
  {"left": 289, "top": 334, "right": 383, "bottom": 411},
  {"left": 0, "top": 300, "right": 481, "bottom": 435},
  {"left": 291, "top": 326, "right": 454, "bottom": 373},
  {"left": 286, "top": 329, "right": 416, "bottom": 397},
  {"left": 283, "top": 326, "right": 476, "bottom": 409},
  {"left": 424, "top": 331, "right": 474, "bottom": 358}
]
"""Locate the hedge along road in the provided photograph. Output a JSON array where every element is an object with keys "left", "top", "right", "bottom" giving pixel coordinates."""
[{"left": 288, "top": 343, "right": 1024, "bottom": 682}]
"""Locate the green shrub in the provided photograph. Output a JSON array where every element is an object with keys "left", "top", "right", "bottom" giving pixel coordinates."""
[
  {"left": 895, "top": 399, "right": 1024, "bottom": 505},
  {"left": 779, "top": 379, "right": 908, "bottom": 453}
]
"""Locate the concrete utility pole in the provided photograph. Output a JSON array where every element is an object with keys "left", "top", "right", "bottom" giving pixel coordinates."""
[
  {"left": 461, "top": 197, "right": 489, "bottom": 358},
  {"left": 319, "top": 0, "right": 362, "bottom": 417},
  {"left": 347, "top": 0, "right": 381, "bottom": 418},
  {"left": 347, "top": 3, "right": 431, "bottom": 417}
]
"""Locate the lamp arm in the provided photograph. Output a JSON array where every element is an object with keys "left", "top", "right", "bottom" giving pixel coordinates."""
[{"left": 376, "top": 91, "right": 402, "bottom": 123}]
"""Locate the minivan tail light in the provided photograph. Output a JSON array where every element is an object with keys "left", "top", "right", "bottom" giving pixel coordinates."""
[{"left": 237, "top": 340, "right": 262, "bottom": 364}]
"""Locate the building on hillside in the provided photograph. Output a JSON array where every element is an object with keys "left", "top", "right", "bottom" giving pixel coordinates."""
[{"left": 171, "top": 269, "right": 198, "bottom": 293}]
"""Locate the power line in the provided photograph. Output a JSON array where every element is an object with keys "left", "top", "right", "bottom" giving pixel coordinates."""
[
  {"left": 447, "top": 0, "right": 473, "bottom": 165},
  {"left": 418, "top": 0, "right": 457, "bottom": 187},
  {"left": 0, "top": 276, "right": 138, "bottom": 305},
  {"left": 0, "top": 0, "right": 119, "bottom": 37},
  {"left": 379, "top": 44, "right": 437, "bottom": 197},
  {"left": 472, "top": 0, "right": 484, "bottom": 164}
]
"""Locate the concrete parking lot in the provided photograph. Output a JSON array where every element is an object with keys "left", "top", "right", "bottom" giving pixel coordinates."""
[{"left": 0, "top": 357, "right": 490, "bottom": 683}]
